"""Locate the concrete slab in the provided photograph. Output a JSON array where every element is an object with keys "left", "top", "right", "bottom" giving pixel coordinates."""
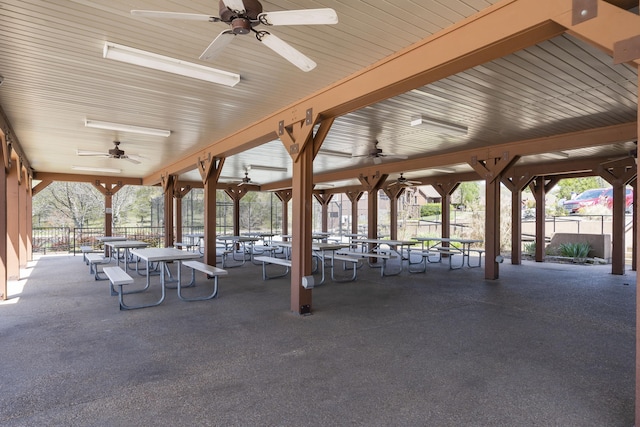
[{"left": 0, "top": 254, "right": 634, "bottom": 426}]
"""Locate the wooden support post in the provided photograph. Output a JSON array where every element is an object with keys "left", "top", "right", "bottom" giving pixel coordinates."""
[
  {"left": 432, "top": 181, "right": 460, "bottom": 244},
  {"left": 470, "top": 152, "right": 519, "bottom": 279},
  {"left": 196, "top": 153, "right": 224, "bottom": 266},
  {"left": 502, "top": 171, "right": 533, "bottom": 265},
  {"left": 274, "top": 190, "right": 292, "bottom": 239},
  {"left": 345, "top": 190, "right": 363, "bottom": 235},
  {"left": 0, "top": 132, "right": 7, "bottom": 300},
  {"left": 599, "top": 157, "right": 636, "bottom": 275},
  {"left": 224, "top": 186, "right": 250, "bottom": 238},
  {"left": 359, "top": 172, "right": 388, "bottom": 242},
  {"left": 313, "top": 192, "right": 333, "bottom": 234},
  {"left": 383, "top": 185, "right": 406, "bottom": 241},
  {"left": 7, "top": 152, "right": 19, "bottom": 281}
]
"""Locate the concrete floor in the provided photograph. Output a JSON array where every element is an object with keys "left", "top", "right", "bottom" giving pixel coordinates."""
[{"left": 0, "top": 253, "right": 635, "bottom": 426}]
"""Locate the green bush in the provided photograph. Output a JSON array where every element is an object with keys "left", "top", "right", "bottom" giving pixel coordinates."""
[
  {"left": 420, "top": 203, "right": 441, "bottom": 217},
  {"left": 559, "top": 242, "right": 591, "bottom": 259},
  {"left": 523, "top": 242, "right": 535, "bottom": 255}
]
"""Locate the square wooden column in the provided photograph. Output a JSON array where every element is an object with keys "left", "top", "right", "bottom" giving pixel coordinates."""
[
  {"left": 7, "top": 152, "right": 20, "bottom": 281},
  {"left": 290, "top": 141, "right": 314, "bottom": 314},
  {"left": 0, "top": 149, "right": 7, "bottom": 300}
]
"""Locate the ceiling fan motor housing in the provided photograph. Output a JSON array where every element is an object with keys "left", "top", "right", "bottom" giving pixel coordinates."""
[
  {"left": 231, "top": 18, "right": 252, "bottom": 34},
  {"left": 219, "top": 0, "right": 263, "bottom": 23}
]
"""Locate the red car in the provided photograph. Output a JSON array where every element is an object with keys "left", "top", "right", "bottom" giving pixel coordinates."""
[
  {"left": 563, "top": 188, "right": 610, "bottom": 214},
  {"left": 604, "top": 187, "right": 633, "bottom": 212}
]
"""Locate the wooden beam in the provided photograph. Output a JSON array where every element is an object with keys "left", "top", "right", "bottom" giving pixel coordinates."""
[
  {"left": 34, "top": 172, "right": 142, "bottom": 186},
  {"left": 261, "top": 123, "right": 637, "bottom": 191}
]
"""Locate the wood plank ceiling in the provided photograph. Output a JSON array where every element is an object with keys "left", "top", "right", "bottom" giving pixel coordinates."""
[{"left": 0, "top": 0, "right": 638, "bottom": 189}]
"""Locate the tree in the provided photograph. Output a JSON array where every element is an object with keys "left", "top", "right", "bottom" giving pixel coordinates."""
[
  {"left": 556, "top": 177, "right": 607, "bottom": 201},
  {"left": 453, "top": 181, "right": 481, "bottom": 208},
  {"left": 33, "top": 182, "right": 103, "bottom": 227}
]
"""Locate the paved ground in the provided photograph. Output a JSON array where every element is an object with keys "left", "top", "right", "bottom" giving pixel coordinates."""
[{"left": 0, "top": 253, "right": 635, "bottom": 426}]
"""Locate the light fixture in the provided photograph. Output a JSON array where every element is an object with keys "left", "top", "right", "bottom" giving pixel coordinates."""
[
  {"left": 85, "top": 119, "right": 171, "bottom": 137},
  {"left": 72, "top": 165, "right": 122, "bottom": 174},
  {"left": 103, "top": 42, "right": 241, "bottom": 87},
  {"left": 410, "top": 115, "right": 468, "bottom": 136},
  {"left": 248, "top": 164, "right": 287, "bottom": 172},
  {"left": 317, "top": 148, "right": 353, "bottom": 158}
]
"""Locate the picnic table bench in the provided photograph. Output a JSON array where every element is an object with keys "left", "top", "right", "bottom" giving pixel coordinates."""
[
  {"left": 254, "top": 256, "right": 291, "bottom": 280},
  {"left": 181, "top": 260, "right": 228, "bottom": 301},
  {"left": 336, "top": 250, "right": 399, "bottom": 277},
  {"left": 103, "top": 266, "right": 135, "bottom": 310},
  {"left": 85, "top": 253, "right": 110, "bottom": 280}
]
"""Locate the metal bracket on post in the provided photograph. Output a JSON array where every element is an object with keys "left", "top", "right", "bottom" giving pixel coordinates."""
[
  {"left": 278, "top": 120, "right": 284, "bottom": 136},
  {"left": 305, "top": 108, "right": 313, "bottom": 126},
  {"left": 572, "top": 0, "right": 597, "bottom": 26}
]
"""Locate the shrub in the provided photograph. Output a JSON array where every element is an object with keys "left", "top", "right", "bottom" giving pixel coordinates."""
[
  {"left": 420, "top": 203, "right": 441, "bottom": 217},
  {"left": 559, "top": 242, "right": 591, "bottom": 259},
  {"left": 523, "top": 242, "right": 535, "bottom": 255}
]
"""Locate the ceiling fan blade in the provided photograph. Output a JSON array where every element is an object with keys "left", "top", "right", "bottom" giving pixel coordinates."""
[
  {"left": 123, "top": 156, "right": 141, "bottom": 165},
  {"left": 256, "top": 32, "right": 316, "bottom": 72},
  {"left": 222, "top": 0, "right": 246, "bottom": 13},
  {"left": 131, "top": 10, "right": 219, "bottom": 22},
  {"left": 258, "top": 8, "right": 338, "bottom": 26},
  {"left": 76, "top": 149, "right": 108, "bottom": 157},
  {"left": 199, "top": 30, "right": 235, "bottom": 61}
]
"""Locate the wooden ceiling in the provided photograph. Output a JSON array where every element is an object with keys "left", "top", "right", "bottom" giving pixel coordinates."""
[{"left": 1, "top": 1, "right": 638, "bottom": 190}]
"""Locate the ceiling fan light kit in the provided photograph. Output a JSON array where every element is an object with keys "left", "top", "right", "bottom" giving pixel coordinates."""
[
  {"left": 103, "top": 42, "right": 241, "bottom": 87},
  {"left": 410, "top": 115, "right": 468, "bottom": 136},
  {"left": 85, "top": 119, "right": 171, "bottom": 137}
]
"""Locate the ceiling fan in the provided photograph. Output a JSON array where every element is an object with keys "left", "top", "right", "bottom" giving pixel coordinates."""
[
  {"left": 76, "top": 141, "right": 143, "bottom": 164},
  {"left": 389, "top": 173, "right": 421, "bottom": 187},
  {"left": 131, "top": 0, "right": 338, "bottom": 72},
  {"left": 237, "top": 171, "right": 260, "bottom": 187},
  {"left": 352, "top": 140, "right": 408, "bottom": 165}
]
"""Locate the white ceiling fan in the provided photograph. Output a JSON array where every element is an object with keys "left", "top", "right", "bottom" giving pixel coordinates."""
[
  {"left": 352, "top": 140, "right": 408, "bottom": 165},
  {"left": 76, "top": 140, "right": 143, "bottom": 164},
  {"left": 131, "top": 0, "right": 338, "bottom": 72}
]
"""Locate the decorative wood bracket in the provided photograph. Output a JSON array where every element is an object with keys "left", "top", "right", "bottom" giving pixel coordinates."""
[
  {"left": 469, "top": 152, "right": 519, "bottom": 183},
  {"left": 313, "top": 192, "right": 333, "bottom": 206},
  {"left": 197, "top": 153, "right": 224, "bottom": 185},
  {"left": 528, "top": 176, "right": 561, "bottom": 196},
  {"left": 224, "top": 185, "right": 250, "bottom": 202},
  {"left": 277, "top": 108, "right": 321, "bottom": 163},
  {"left": 345, "top": 190, "right": 364, "bottom": 203},
  {"left": 501, "top": 171, "right": 534, "bottom": 192},
  {"left": 431, "top": 180, "right": 460, "bottom": 197},
  {"left": 598, "top": 156, "right": 637, "bottom": 186},
  {"left": 382, "top": 185, "right": 406, "bottom": 201},
  {"left": 274, "top": 189, "right": 293, "bottom": 203},
  {"left": 358, "top": 171, "right": 387, "bottom": 192},
  {"left": 173, "top": 180, "right": 192, "bottom": 200},
  {"left": 93, "top": 179, "right": 124, "bottom": 197}
]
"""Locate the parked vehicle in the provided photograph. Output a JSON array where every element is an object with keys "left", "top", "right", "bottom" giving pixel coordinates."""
[
  {"left": 563, "top": 188, "right": 610, "bottom": 214},
  {"left": 604, "top": 187, "right": 633, "bottom": 213}
]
